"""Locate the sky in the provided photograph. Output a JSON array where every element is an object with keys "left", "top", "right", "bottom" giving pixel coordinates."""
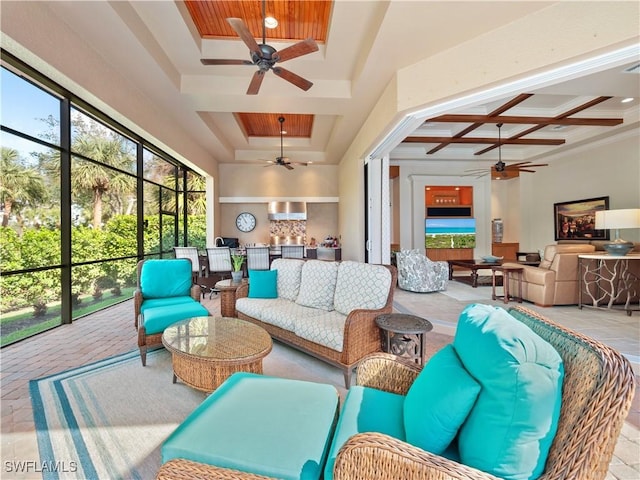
[{"left": 1, "top": 66, "right": 61, "bottom": 164}]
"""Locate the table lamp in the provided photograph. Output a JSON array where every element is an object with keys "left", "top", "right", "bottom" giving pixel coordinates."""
[{"left": 594, "top": 208, "right": 640, "bottom": 256}]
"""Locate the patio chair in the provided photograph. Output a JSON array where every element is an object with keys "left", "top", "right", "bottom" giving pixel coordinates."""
[
  {"left": 173, "top": 246, "right": 205, "bottom": 281},
  {"left": 134, "top": 259, "right": 209, "bottom": 366},
  {"left": 395, "top": 249, "right": 448, "bottom": 292},
  {"left": 205, "top": 247, "right": 233, "bottom": 298},
  {"left": 245, "top": 246, "right": 270, "bottom": 271},
  {"left": 280, "top": 245, "right": 304, "bottom": 258}
]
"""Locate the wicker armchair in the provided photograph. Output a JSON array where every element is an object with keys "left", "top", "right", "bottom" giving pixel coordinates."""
[{"left": 331, "top": 305, "right": 636, "bottom": 480}]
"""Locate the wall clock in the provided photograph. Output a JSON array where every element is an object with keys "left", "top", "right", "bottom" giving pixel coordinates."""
[{"left": 235, "top": 212, "right": 256, "bottom": 232}]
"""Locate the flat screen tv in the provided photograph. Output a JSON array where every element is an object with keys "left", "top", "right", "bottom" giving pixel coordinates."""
[{"left": 425, "top": 218, "right": 476, "bottom": 249}]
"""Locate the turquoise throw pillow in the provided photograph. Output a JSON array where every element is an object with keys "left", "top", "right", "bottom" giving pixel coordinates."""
[
  {"left": 248, "top": 269, "right": 278, "bottom": 298},
  {"left": 403, "top": 344, "right": 481, "bottom": 454},
  {"left": 453, "top": 304, "right": 564, "bottom": 480}
]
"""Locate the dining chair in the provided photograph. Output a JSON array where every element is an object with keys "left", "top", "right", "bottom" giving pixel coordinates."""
[
  {"left": 245, "top": 246, "right": 271, "bottom": 271},
  {"left": 173, "top": 247, "right": 204, "bottom": 279},
  {"left": 280, "top": 245, "right": 305, "bottom": 259},
  {"left": 206, "top": 247, "right": 233, "bottom": 298}
]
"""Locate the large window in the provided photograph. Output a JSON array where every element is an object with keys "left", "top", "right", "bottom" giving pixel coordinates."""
[{"left": 0, "top": 54, "right": 206, "bottom": 347}]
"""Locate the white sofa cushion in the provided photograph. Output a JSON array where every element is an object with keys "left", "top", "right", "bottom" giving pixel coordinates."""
[
  {"left": 294, "top": 310, "right": 347, "bottom": 352},
  {"left": 270, "top": 258, "right": 305, "bottom": 301},
  {"left": 296, "top": 260, "right": 339, "bottom": 311},
  {"left": 333, "top": 261, "right": 392, "bottom": 316}
]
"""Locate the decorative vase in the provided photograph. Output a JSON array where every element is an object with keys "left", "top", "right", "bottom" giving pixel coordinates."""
[
  {"left": 492, "top": 218, "right": 504, "bottom": 243},
  {"left": 231, "top": 271, "right": 243, "bottom": 283}
]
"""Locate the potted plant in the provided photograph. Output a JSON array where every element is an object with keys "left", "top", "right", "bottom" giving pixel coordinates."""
[{"left": 231, "top": 253, "right": 244, "bottom": 283}]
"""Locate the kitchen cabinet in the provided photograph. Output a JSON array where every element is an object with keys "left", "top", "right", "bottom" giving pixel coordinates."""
[{"left": 306, "top": 248, "right": 341, "bottom": 261}]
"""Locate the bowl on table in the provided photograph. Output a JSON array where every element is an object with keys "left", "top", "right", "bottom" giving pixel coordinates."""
[{"left": 481, "top": 255, "right": 503, "bottom": 263}]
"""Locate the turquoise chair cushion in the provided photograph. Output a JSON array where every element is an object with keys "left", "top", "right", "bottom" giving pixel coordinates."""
[
  {"left": 248, "top": 269, "right": 278, "bottom": 298},
  {"left": 142, "top": 302, "right": 209, "bottom": 335},
  {"left": 140, "top": 259, "right": 192, "bottom": 299},
  {"left": 140, "top": 296, "right": 195, "bottom": 313},
  {"left": 403, "top": 344, "right": 481, "bottom": 454},
  {"left": 162, "top": 373, "right": 339, "bottom": 480},
  {"left": 454, "top": 304, "right": 564, "bottom": 480},
  {"left": 324, "top": 386, "right": 405, "bottom": 480}
]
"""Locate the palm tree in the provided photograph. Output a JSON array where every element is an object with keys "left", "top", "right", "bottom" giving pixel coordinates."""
[
  {"left": 72, "top": 136, "right": 135, "bottom": 229},
  {"left": 0, "top": 147, "right": 47, "bottom": 228}
]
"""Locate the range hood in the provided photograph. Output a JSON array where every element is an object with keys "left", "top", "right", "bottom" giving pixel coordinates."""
[{"left": 268, "top": 201, "right": 307, "bottom": 220}]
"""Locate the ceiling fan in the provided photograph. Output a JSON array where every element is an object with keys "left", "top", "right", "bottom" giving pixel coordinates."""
[
  {"left": 200, "top": 0, "right": 319, "bottom": 95},
  {"left": 464, "top": 123, "right": 548, "bottom": 179},
  {"left": 264, "top": 116, "right": 308, "bottom": 170}
]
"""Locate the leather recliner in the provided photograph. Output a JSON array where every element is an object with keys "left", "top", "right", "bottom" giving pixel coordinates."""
[{"left": 502, "top": 244, "right": 596, "bottom": 307}]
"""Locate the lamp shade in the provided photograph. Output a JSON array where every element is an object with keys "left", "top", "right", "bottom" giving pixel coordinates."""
[{"left": 594, "top": 209, "right": 640, "bottom": 230}]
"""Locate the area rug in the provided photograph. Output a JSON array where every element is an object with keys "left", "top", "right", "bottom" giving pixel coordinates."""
[{"left": 30, "top": 336, "right": 454, "bottom": 480}]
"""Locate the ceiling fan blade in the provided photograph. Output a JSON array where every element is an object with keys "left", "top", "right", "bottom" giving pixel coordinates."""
[
  {"left": 247, "top": 70, "right": 266, "bottom": 95},
  {"left": 291, "top": 162, "right": 308, "bottom": 167},
  {"left": 201, "top": 59, "right": 254, "bottom": 66},
  {"left": 517, "top": 169, "right": 537, "bottom": 173},
  {"left": 283, "top": 163, "right": 294, "bottom": 170},
  {"left": 505, "top": 161, "right": 531, "bottom": 168},
  {"left": 518, "top": 163, "right": 548, "bottom": 168},
  {"left": 275, "top": 38, "right": 319, "bottom": 63},
  {"left": 272, "top": 67, "right": 313, "bottom": 91},
  {"left": 227, "top": 18, "right": 261, "bottom": 57}
]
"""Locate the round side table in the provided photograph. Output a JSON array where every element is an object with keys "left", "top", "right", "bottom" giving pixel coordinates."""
[
  {"left": 215, "top": 278, "right": 248, "bottom": 317},
  {"left": 375, "top": 313, "right": 433, "bottom": 365}
]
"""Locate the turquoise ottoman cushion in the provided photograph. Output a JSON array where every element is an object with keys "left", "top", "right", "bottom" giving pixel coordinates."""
[
  {"left": 140, "top": 296, "right": 195, "bottom": 313},
  {"left": 324, "top": 386, "right": 405, "bottom": 480},
  {"left": 140, "top": 259, "right": 192, "bottom": 298},
  {"left": 404, "top": 344, "right": 481, "bottom": 454},
  {"left": 454, "top": 304, "right": 564, "bottom": 480},
  {"left": 162, "top": 373, "right": 339, "bottom": 480},
  {"left": 142, "top": 302, "right": 209, "bottom": 335}
]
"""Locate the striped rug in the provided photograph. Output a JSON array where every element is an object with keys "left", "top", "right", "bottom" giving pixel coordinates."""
[{"left": 30, "top": 348, "right": 205, "bottom": 480}]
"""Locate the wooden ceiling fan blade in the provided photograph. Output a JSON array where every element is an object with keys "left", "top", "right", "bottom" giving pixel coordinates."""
[
  {"left": 283, "top": 163, "right": 294, "bottom": 170},
  {"left": 517, "top": 169, "right": 537, "bottom": 173},
  {"left": 275, "top": 38, "right": 319, "bottom": 63},
  {"left": 227, "top": 18, "right": 261, "bottom": 57},
  {"left": 291, "top": 162, "right": 308, "bottom": 166},
  {"left": 201, "top": 59, "right": 254, "bottom": 66},
  {"left": 519, "top": 163, "right": 548, "bottom": 168},
  {"left": 247, "top": 70, "right": 265, "bottom": 95},
  {"left": 272, "top": 67, "right": 313, "bottom": 91},
  {"left": 506, "top": 161, "right": 531, "bottom": 168}
]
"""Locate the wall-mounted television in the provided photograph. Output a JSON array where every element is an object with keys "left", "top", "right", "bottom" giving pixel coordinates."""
[{"left": 425, "top": 218, "right": 476, "bottom": 249}]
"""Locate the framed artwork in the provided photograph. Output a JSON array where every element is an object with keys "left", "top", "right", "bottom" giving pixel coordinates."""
[{"left": 554, "top": 196, "right": 610, "bottom": 241}]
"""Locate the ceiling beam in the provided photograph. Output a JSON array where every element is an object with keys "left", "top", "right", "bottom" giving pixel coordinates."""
[
  {"left": 403, "top": 137, "right": 565, "bottom": 145},
  {"left": 426, "top": 114, "right": 622, "bottom": 126},
  {"left": 425, "top": 93, "right": 534, "bottom": 154}
]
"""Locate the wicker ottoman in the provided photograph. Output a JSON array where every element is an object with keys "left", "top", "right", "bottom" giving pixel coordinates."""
[{"left": 159, "top": 373, "right": 339, "bottom": 480}]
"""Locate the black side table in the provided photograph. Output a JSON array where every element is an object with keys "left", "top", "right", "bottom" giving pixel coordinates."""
[{"left": 375, "top": 313, "right": 433, "bottom": 365}]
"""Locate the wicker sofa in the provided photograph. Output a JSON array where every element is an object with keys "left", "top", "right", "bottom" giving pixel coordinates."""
[
  {"left": 234, "top": 258, "right": 397, "bottom": 388},
  {"left": 156, "top": 304, "right": 635, "bottom": 480}
]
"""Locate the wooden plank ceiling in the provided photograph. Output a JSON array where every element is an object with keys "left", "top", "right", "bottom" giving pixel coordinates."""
[
  {"left": 184, "top": 0, "right": 331, "bottom": 43},
  {"left": 235, "top": 113, "right": 314, "bottom": 137},
  {"left": 185, "top": 0, "right": 331, "bottom": 137}
]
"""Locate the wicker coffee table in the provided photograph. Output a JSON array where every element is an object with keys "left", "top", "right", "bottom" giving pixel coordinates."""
[{"left": 162, "top": 316, "right": 272, "bottom": 393}]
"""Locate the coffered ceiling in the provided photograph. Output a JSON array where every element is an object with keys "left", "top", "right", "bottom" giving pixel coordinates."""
[{"left": 20, "top": 1, "right": 640, "bottom": 176}]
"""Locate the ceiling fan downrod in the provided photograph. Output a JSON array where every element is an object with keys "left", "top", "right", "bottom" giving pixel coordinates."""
[{"left": 495, "top": 123, "right": 505, "bottom": 172}]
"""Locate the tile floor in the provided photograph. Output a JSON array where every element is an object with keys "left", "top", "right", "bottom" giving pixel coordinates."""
[{"left": 1, "top": 284, "right": 638, "bottom": 479}]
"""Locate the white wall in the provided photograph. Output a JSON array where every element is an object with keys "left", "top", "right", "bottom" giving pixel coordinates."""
[{"left": 518, "top": 131, "right": 640, "bottom": 251}]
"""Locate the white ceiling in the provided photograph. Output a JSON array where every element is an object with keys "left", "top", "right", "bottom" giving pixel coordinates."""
[{"left": 41, "top": 1, "right": 639, "bottom": 175}]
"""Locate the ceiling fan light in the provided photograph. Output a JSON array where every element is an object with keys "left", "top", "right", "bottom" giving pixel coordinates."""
[
  {"left": 621, "top": 97, "right": 634, "bottom": 103},
  {"left": 264, "top": 16, "right": 278, "bottom": 29}
]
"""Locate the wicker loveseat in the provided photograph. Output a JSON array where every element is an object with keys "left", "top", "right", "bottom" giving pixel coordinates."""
[
  {"left": 234, "top": 258, "right": 397, "bottom": 388},
  {"left": 156, "top": 304, "right": 635, "bottom": 480}
]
